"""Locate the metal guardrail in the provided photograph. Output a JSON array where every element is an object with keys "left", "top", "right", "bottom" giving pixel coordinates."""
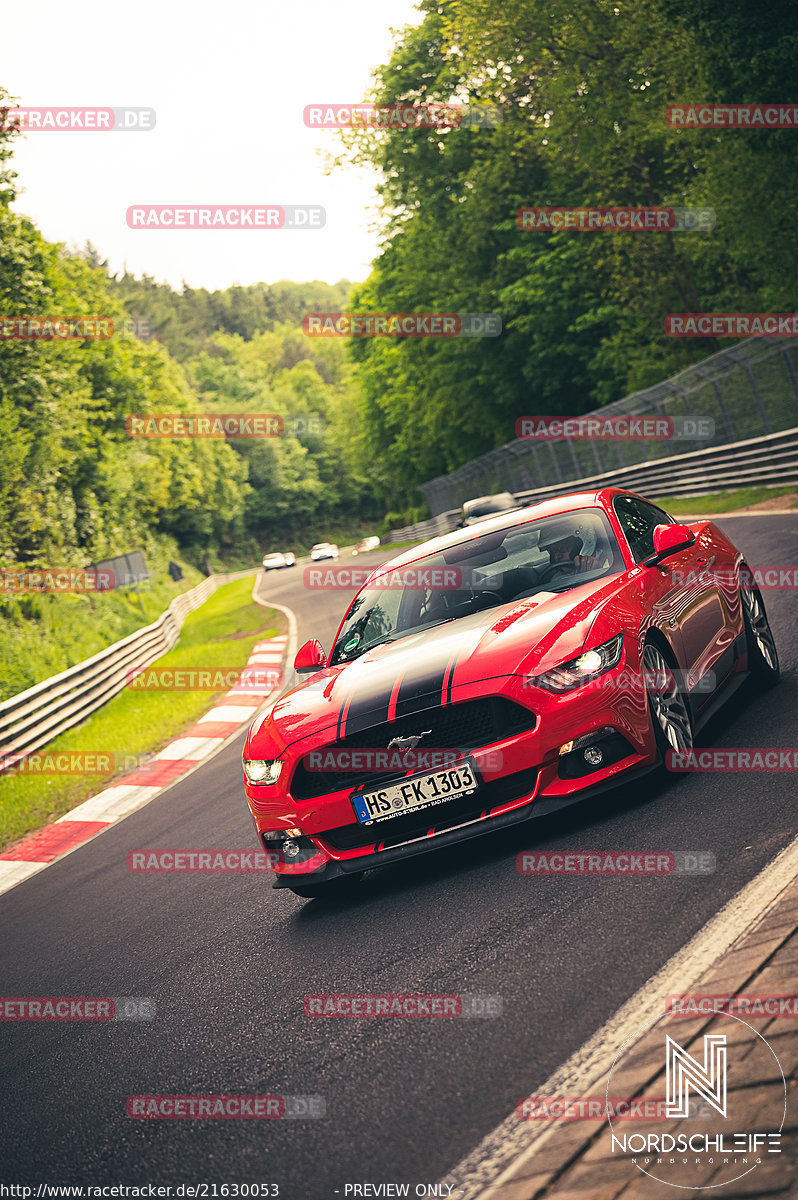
[
  {"left": 0, "top": 570, "right": 256, "bottom": 767},
  {"left": 388, "top": 427, "right": 798, "bottom": 543}
]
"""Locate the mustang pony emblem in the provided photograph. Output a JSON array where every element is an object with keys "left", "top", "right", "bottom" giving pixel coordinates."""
[{"left": 387, "top": 730, "right": 432, "bottom": 750}]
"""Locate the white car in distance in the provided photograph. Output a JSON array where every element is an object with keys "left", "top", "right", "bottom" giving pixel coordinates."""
[
  {"left": 310, "top": 542, "right": 339, "bottom": 561},
  {"left": 262, "top": 552, "right": 296, "bottom": 571}
]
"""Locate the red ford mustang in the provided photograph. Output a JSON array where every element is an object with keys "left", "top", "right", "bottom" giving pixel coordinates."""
[{"left": 242, "top": 488, "right": 779, "bottom": 898}]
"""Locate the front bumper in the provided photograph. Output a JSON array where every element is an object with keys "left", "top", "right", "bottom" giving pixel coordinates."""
[
  {"left": 245, "top": 661, "right": 659, "bottom": 884},
  {"left": 268, "top": 757, "right": 660, "bottom": 888}
]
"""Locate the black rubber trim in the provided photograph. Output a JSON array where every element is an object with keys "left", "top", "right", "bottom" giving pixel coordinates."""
[{"left": 270, "top": 756, "right": 660, "bottom": 888}]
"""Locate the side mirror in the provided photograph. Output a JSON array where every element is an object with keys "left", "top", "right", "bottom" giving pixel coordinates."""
[
  {"left": 643, "top": 523, "right": 696, "bottom": 567},
  {"left": 294, "top": 639, "right": 327, "bottom": 673}
]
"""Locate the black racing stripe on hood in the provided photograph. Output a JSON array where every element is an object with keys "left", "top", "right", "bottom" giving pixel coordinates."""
[
  {"left": 336, "top": 694, "right": 352, "bottom": 741},
  {"left": 341, "top": 676, "right": 394, "bottom": 738},
  {"left": 337, "top": 625, "right": 472, "bottom": 738},
  {"left": 444, "top": 646, "right": 462, "bottom": 706},
  {"left": 394, "top": 644, "right": 458, "bottom": 721}
]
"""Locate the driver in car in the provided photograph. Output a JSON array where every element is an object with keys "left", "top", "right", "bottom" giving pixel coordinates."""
[{"left": 541, "top": 531, "right": 604, "bottom": 574}]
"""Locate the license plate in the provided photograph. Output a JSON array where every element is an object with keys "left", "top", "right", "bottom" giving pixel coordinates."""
[{"left": 351, "top": 760, "right": 479, "bottom": 824}]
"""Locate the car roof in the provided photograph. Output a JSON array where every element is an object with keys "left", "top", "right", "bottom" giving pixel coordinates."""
[{"left": 378, "top": 488, "right": 644, "bottom": 573}]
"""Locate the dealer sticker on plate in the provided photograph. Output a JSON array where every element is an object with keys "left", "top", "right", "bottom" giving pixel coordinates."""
[{"left": 351, "top": 760, "right": 479, "bottom": 824}]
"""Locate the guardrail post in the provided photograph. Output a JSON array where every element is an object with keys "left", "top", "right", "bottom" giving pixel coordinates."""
[
  {"left": 777, "top": 341, "right": 798, "bottom": 412},
  {"left": 725, "top": 347, "right": 772, "bottom": 435}
]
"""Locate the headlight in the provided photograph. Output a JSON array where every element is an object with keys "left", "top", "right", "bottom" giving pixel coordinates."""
[
  {"left": 243, "top": 759, "right": 283, "bottom": 785},
  {"left": 533, "top": 634, "right": 623, "bottom": 693}
]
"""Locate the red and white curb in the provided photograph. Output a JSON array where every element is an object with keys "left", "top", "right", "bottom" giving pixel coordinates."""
[{"left": 0, "top": 635, "right": 287, "bottom": 899}]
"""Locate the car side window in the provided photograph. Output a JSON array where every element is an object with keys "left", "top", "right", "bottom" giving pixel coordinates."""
[{"left": 614, "top": 497, "right": 673, "bottom": 562}]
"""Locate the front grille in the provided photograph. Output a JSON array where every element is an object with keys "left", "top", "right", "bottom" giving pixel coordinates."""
[
  {"left": 320, "top": 766, "right": 541, "bottom": 851},
  {"left": 290, "top": 697, "right": 537, "bottom": 800}
]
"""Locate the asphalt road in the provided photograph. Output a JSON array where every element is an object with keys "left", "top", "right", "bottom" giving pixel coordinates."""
[{"left": 1, "top": 516, "right": 796, "bottom": 1198}]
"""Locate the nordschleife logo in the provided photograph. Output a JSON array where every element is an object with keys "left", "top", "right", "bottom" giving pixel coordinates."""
[{"left": 605, "top": 1012, "right": 785, "bottom": 1189}]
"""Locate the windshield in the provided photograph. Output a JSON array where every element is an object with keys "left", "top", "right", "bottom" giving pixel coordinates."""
[{"left": 329, "top": 508, "right": 623, "bottom": 665}]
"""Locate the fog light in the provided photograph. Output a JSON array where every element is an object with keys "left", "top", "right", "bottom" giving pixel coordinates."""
[
  {"left": 584, "top": 746, "right": 604, "bottom": 766},
  {"left": 283, "top": 839, "right": 301, "bottom": 858}
]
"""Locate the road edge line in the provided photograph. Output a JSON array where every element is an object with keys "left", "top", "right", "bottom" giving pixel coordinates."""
[{"left": 441, "top": 829, "right": 798, "bottom": 1199}]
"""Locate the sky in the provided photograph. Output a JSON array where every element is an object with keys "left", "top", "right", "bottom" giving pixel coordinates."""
[{"left": 1, "top": 0, "right": 423, "bottom": 290}]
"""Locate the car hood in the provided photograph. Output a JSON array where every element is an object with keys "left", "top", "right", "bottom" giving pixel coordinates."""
[{"left": 249, "top": 574, "right": 629, "bottom": 752}]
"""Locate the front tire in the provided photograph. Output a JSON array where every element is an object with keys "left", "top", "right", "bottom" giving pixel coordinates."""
[
  {"left": 642, "top": 642, "right": 694, "bottom": 759},
  {"left": 741, "top": 578, "right": 779, "bottom": 686}
]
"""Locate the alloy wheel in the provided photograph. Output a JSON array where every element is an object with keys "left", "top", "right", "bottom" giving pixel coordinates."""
[
  {"left": 642, "top": 643, "right": 693, "bottom": 753},
  {"left": 741, "top": 584, "right": 779, "bottom": 673}
]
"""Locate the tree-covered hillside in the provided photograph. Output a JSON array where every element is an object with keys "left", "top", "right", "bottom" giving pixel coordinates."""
[
  {"left": 0, "top": 94, "right": 383, "bottom": 572},
  {"left": 338, "top": 0, "right": 798, "bottom": 505}
]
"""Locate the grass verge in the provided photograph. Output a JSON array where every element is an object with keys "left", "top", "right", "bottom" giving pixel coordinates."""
[
  {"left": 0, "top": 575, "right": 284, "bottom": 851},
  {"left": 0, "top": 540, "right": 207, "bottom": 703},
  {"left": 654, "top": 485, "right": 798, "bottom": 515}
]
